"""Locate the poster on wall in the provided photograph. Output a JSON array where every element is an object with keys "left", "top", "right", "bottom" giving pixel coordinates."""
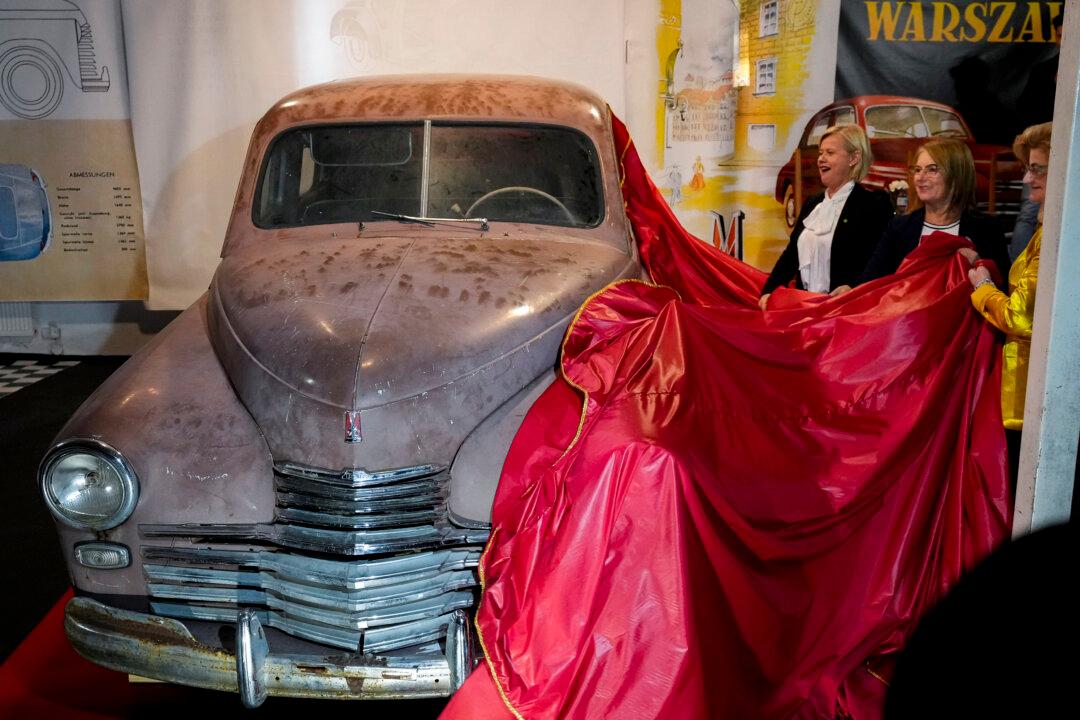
[
  {"left": 828, "top": 0, "right": 1063, "bottom": 233},
  {"left": 837, "top": 1, "right": 1062, "bottom": 138},
  {"left": 641, "top": 1, "right": 1061, "bottom": 275},
  {"left": 648, "top": 0, "right": 833, "bottom": 272},
  {"left": 653, "top": 0, "right": 740, "bottom": 252},
  {"left": 0, "top": 0, "right": 147, "bottom": 300}
]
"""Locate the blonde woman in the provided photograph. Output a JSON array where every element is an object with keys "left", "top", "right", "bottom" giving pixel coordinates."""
[{"left": 759, "top": 124, "right": 894, "bottom": 309}]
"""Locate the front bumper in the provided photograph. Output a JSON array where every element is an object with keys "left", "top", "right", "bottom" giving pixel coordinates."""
[{"left": 65, "top": 597, "right": 474, "bottom": 705}]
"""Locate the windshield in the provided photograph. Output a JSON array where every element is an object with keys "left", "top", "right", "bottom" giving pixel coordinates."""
[
  {"left": 921, "top": 107, "right": 967, "bottom": 138},
  {"left": 254, "top": 122, "right": 604, "bottom": 229},
  {"left": 864, "top": 105, "right": 969, "bottom": 140}
]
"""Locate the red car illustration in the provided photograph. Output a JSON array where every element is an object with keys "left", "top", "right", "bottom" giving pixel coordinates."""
[{"left": 775, "top": 96, "right": 1023, "bottom": 229}]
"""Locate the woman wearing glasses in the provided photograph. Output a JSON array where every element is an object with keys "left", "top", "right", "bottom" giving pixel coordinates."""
[
  {"left": 758, "top": 124, "right": 894, "bottom": 309},
  {"left": 845, "top": 138, "right": 1011, "bottom": 290},
  {"left": 964, "top": 122, "right": 1051, "bottom": 480}
]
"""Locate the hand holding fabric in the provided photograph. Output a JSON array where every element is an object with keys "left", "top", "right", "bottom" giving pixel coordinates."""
[
  {"left": 969, "top": 265, "right": 992, "bottom": 288},
  {"left": 958, "top": 247, "right": 980, "bottom": 265}
]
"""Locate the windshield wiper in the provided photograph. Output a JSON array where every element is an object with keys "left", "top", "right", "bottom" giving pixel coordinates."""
[{"left": 370, "top": 210, "right": 489, "bottom": 231}]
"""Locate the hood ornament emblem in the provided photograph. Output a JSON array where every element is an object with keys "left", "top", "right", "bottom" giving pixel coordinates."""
[{"left": 344, "top": 410, "right": 362, "bottom": 444}]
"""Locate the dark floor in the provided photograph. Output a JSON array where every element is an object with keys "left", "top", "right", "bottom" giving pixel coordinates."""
[
  {"left": 2, "top": 353, "right": 126, "bottom": 662},
  {"left": 1, "top": 353, "right": 448, "bottom": 717}
]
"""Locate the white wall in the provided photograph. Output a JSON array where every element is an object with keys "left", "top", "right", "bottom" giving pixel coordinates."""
[
  {"left": 2, "top": 0, "right": 627, "bottom": 355},
  {"left": 0, "top": 301, "right": 176, "bottom": 356},
  {"left": 125, "top": 0, "right": 628, "bottom": 310}
]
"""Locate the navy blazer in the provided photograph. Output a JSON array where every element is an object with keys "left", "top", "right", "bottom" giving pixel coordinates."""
[
  {"left": 856, "top": 208, "right": 1010, "bottom": 286},
  {"left": 761, "top": 184, "right": 894, "bottom": 295}
]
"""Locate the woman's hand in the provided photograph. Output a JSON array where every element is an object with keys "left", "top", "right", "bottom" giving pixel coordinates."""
[
  {"left": 758, "top": 293, "right": 771, "bottom": 310},
  {"left": 830, "top": 285, "right": 852, "bottom": 297},
  {"left": 968, "top": 265, "right": 992, "bottom": 289},
  {"left": 958, "top": 247, "right": 980, "bottom": 266}
]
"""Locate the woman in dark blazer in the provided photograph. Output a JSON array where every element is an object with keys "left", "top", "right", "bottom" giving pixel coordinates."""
[
  {"left": 760, "top": 124, "right": 894, "bottom": 308},
  {"left": 853, "top": 139, "right": 1010, "bottom": 287}
]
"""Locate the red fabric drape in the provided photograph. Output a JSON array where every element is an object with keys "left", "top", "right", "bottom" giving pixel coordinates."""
[{"left": 445, "top": 114, "right": 1010, "bottom": 719}]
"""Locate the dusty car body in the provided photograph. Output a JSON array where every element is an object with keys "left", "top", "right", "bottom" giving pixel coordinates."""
[
  {"left": 775, "top": 95, "right": 1023, "bottom": 229},
  {"left": 0, "top": 163, "right": 51, "bottom": 261},
  {"left": 40, "top": 75, "right": 641, "bottom": 706}
]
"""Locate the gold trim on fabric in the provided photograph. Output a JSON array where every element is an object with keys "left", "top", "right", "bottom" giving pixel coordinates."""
[
  {"left": 556, "top": 278, "right": 667, "bottom": 461},
  {"left": 864, "top": 662, "right": 891, "bottom": 687},
  {"left": 473, "top": 526, "right": 527, "bottom": 720},
  {"left": 474, "top": 276, "right": 676, "bottom": 718}
]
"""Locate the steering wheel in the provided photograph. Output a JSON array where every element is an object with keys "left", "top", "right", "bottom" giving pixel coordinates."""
[{"left": 465, "top": 186, "right": 575, "bottom": 224}]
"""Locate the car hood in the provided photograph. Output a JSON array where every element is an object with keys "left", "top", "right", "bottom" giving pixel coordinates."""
[{"left": 212, "top": 232, "right": 628, "bottom": 411}]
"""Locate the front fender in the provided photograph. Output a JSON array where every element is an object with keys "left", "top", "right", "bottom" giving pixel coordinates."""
[{"left": 49, "top": 295, "right": 274, "bottom": 601}]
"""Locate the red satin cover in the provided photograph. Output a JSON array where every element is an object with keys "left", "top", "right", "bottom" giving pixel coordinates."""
[{"left": 443, "top": 115, "right": 1010, "bottom": 719}]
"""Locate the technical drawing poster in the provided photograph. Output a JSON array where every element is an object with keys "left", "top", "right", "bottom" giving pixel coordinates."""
[{"left": 0, "top": 0, "right": 147, "bottom": 300}]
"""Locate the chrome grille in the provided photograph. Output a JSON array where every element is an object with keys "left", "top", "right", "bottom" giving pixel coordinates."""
[{"left": 140, "top": 462, "right": 489, "bottom": 653}]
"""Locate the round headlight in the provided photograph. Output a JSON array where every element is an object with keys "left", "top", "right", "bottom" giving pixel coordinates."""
[{"left": 40, "top": 441, "right": 139, "bottom": 530}]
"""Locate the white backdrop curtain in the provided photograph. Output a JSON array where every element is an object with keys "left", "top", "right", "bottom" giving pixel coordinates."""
[{"left": 121, "top": 0, "right": 627, "bottom": 309}]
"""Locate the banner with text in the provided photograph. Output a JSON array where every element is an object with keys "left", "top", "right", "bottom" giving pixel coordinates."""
[
  {"left": 837, "top": 1, "right": 1063, "bottom": 143},
  {"left": 626, "top": 1, "right": 1062, "bottom": 280},
  {"left": 0, "top": 0, "right": 147, "bottom": 301}
]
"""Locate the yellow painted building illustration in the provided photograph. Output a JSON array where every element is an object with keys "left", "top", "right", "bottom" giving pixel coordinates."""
[{"left": 653, "top": 0, "right": 822, "bottom": 271}]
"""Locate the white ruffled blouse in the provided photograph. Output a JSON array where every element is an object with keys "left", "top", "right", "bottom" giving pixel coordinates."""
[{"left": 797, "top": 181, "right": 855, "bottom": 293}]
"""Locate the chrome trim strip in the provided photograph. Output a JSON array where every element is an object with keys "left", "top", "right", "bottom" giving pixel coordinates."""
[
  {"left": 141, "top": 546, "right": 481, "bottom": 589},
  {"left": 275, "top": 506, "right": 437, "bottom": 529},
  {"left": 145, "top": 566, "right": 477, "bottom": 611},
  {"left": 275, "top": 487, "right": 441, "bottom": 512},
  {"left": 65, "top": 597, "right": 452, "bottom": 700},
  {"left": 447, "top": 506, "right": 493, "bottom": 531},
  {"left": 139, "top": 522, "right": 488, "bottom": 556},
  {"left": 275, "top": 475, "right": 441, "bottom": 501},
  {"left": 420, "top": 120, "right": 431, "bottom": 216},
  {"left": 275, "top": 462, "right": 445, "bottom": 488}
]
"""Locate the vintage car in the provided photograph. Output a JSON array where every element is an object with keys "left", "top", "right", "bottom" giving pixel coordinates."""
[
  {"left": 775, "top": 95, "right": 1023, "bottom": 229},
  {"left": 0, "top": 163, "right": 51, "bottom": 261},
  {"left": 39, "top": 75, "right": 641, "bottom": 706}
]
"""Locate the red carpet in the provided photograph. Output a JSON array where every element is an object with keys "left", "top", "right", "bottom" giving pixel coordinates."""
[
  {"left": 0, "top": 590, "right": 200, "bottom": 718},
  {"left": 0, "top": 591, "right": 450, "bottom": 718}
]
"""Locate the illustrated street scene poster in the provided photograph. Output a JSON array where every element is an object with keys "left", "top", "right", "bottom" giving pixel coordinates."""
[{"left": 643, "top": 1, "right": 1062, "bottom": 272}]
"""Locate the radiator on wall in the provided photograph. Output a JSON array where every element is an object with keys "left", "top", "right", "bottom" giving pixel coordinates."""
[{"left": 0, "top": 303, "right": 34, "bottom": 338}]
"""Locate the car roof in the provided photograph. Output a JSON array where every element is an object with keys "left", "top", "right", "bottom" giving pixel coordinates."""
[
  {"left": 256, "top": 74, "right": 609, "bottom": 135},
  {"left": 831, "top": 95, "right": 958, "bottom": 113}
]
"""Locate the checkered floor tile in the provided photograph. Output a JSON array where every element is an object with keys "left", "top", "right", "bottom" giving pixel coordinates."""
[{"left": 0, "top": 359, "right": 80, "bottom": 398}]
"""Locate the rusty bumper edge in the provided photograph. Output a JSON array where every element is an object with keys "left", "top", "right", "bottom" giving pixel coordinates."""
[{"left": 64, "top": 597, "right": 452, "bottom": 700}]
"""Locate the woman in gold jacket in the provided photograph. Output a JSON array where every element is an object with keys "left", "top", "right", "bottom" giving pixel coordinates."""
[{"left": 964, "top": 122, "right": 1051, "bottom": 479}]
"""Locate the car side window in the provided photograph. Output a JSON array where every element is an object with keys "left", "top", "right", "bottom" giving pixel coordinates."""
[
  {"left": 802, "top": 113, "right": 831, "bottom": 149},
  {"left": 0, "top": 187, "right": 16, "bottom": 240},
  {"left": 865, "top": 106, "right": 928, "bottom": 139},
  {"left": 922, "top": 108, "right": 968, "bottom": 138},
  {"left": 833, "top": 107, "right": 855, "bottom": 127}
]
